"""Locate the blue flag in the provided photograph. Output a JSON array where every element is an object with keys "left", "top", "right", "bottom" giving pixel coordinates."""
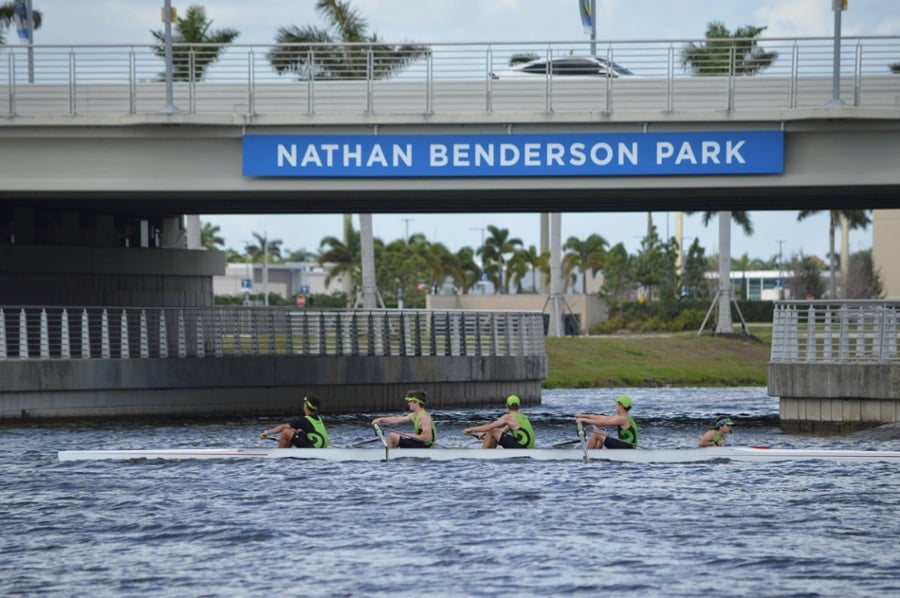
[
  {"left": 13, "top": 1, "right": 30, "bottom": 43},
  {"left": 578, "top": 0, "right": 592, "bottom": 35}
]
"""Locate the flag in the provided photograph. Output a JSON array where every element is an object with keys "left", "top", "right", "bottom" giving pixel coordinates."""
[
  {"left": 578, "top": 0, "right": 592, "bottom": 35},
  {"left": 13, "top": 0, "right": 30, "bottom": 43}
]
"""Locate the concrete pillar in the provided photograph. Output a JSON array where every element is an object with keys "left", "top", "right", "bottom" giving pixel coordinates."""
[{"left": 160, "top": 217, "right": 183, "bottom": 248}]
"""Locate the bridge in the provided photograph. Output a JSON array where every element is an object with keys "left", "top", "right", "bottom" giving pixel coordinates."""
[{"left": 1, "top": 38, "right": 899, "bottom": 420}]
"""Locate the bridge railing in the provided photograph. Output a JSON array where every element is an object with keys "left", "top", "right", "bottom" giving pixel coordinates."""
[
  {"left": 0, "top": 306, "right": 546, "bottom": 360},
  {"left": 770, "top": 300, "right": 900, "bottom": 364},
  {"left": 2, "top": 37, "right": 898, "bottom": 117}
]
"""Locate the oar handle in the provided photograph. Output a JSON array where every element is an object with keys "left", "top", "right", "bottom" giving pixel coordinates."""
[{"left": 576, "top": 420, "right": 589, "bottom": 463}]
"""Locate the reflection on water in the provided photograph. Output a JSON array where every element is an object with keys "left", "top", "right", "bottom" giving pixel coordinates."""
[{"left": 2, "top": 387, "right": 899, "bottom": 596}]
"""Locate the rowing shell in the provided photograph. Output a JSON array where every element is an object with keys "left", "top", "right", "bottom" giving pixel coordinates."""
[{"left": 57, "top": 446, "right": 900, "bottom": 463}]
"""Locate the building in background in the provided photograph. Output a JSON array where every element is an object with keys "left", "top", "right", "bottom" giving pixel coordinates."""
[{"left": 873, "top": 210, "right": 900, "bottom": 299}]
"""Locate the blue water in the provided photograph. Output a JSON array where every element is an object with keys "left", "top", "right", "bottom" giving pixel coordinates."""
[{"left": 2, "top": 387, "right": 899, "bottom": 597}]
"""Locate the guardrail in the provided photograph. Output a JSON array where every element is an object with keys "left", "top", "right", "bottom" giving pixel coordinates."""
[
  {"left": 770, "top": 300, "right": 900, "bottom": 364},
  {"left": 2, "top": 38, "right": 898, "bottom": 117},
  {"left": 0, "top": 306, "right": 546, "bottom": 359}
]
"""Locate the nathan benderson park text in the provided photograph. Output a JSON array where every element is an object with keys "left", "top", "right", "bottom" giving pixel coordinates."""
[{"left": 242, "top": 132, "right": 784, "bottom": 178}]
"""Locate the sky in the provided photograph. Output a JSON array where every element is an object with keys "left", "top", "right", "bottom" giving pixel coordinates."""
[{"left": 17, "top": 0, "right": 900, "bottom": 261}]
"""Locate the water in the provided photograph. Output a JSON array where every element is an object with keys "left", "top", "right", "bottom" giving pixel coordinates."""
[{"left": 3, "top": 387, "right": 900, "bottom": 597}]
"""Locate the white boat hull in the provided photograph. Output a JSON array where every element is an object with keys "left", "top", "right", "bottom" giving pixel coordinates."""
[{"left": 57, "top": 446, "right": 900, "bottom": 463}]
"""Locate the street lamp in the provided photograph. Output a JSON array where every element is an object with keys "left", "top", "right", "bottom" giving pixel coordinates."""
[{"left": 401, "top": 218, "right": 415, "bottom": 242}]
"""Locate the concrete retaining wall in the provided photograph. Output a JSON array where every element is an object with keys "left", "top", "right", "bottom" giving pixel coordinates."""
[
  {"left": 0, "top": 353, "right": 547, "bottom": 419},
  {"left": 768, "top": 362, "right": 900, "bottom": 432}
]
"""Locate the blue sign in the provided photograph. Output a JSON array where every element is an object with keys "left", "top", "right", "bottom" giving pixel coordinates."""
[
  {"left": 299, "top": 284, "right": 310, "bottom": 294},
  {"left": 240, "top": 278, "right": 252, "bottom": 290},
  {"left": 242, "top": 131, "right": 783, "bottom": 178}
]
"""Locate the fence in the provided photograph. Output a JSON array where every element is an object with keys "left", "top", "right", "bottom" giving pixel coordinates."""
[
  {"left": 770, "top": 300, "right": 900, "bottom": 364},
  {"left": 2, "top": 37, "right": 899, "bottom": 117},
  {"left": 0, "top": 306, "right": 546, "bottom": 360}
]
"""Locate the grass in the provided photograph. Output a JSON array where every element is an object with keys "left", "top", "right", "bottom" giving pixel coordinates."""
[{"left": 544, "top": 326, "right": 772, "bottom": 388}]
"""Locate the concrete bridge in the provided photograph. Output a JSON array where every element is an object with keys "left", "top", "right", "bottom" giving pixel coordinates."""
[{"left": 1, "top": 39, "right": 899, "bottom": 419}]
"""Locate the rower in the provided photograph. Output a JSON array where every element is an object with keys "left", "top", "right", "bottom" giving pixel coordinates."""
[
  {"left": 698, "top": 417, "right": 734, "bottom": 447},
  {"left": 464, "top": 395, "right": 535, "bottom": 449},
  {"left": 262, "top": 395, "right": 329, "bottom": 448},
  {"left": 371, "top": 390, "right": 437, "bottom": 448},
  {"left": 574, "top": 396, "right": 638, "bottom": 449}
]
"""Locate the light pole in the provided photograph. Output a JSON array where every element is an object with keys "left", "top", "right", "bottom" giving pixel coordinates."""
[
  {"left": 470, "top": 227, "right": 486, "bottom": 293},
  {"left": 828, "top": 0, "right": 847, "bottom": 107},
  {"left": 160, "top": 0, "right": 181, "bottom": 113},
  {"left": 777, "top": 239, "right": 785, "bottom": 300},
  {"left": 401, "top": 218, "right": 414, "bottom": 242}
]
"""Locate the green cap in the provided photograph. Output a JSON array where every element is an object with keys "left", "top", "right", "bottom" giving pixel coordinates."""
[
  {"left": 506, "top": 395, "right": 521, "bottom": 407},
  {"left": 715, "top": 417, "right": 734, "bottom": 428},
  {"left": 616, "top": 396, "right": 632, "bottom": 409},
  {"left": 404, "top": 396, "right": 425, "bottom": 404}
]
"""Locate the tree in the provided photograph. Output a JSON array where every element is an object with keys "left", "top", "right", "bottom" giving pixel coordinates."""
[
  {"left": 843, "top": 249, "right": 883, "bottom": 299},
  {"left": 0, "top": 2, "right": 42, "bottom": 45},
  {"left": 632, "top": 226, "right": 678, "bottom": 303},
  {"left": 318, "top": 218, "right": 361, "bottom": 293},
  {"left": 786, "top": 253, "right": 825, "bottom": 300},
  {"left": 682, "top": 238, "right": 711, "bottom": 300},
  {"left": 681, "top": 21, "right": 778, "bottom": 76},
  {"left": 797, "top": 209, "right": 870, "bottom": 298},
  {"left": 245, "top": 232, "right": 283, "bottom": 263},
  {"left": 267, "top": 0, "right": 428, "bottom": 80},
  {"left": 479, "top": 225, "right": 522, "bottom": 294},
  {"left": 510, "top": 245, "right": 548, "bottom": 293},
  {"left": 600, "top": 243, "right": 633, "bottom": 302},
  {"left": 687, "top": 210, "right": 753, "bottom": 334},
  {"left": 200, "top": 220, "right": 224, "bottom": 250},
  {"left": 562, "top": 234, "right": 608, "bottom": 294},
  {"left": 891, "top": 62, "right": 900, "bottom": 74},
  {"left": 150, "top": 5, "right": 239, "bottom": 82}
]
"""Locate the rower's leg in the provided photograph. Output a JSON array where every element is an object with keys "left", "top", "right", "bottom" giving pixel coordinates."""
[
  {"left": 587, "top": 431, "right": 606, "bottom": 449},
  {"left": 387, "top": 432, "right": 401, "bottom": 448},
  {"left": 279, "top": 429, "right": 294, "bottom": 448},
  {"left": 482, "top": 431, "right": 500, "bottom": 449}
]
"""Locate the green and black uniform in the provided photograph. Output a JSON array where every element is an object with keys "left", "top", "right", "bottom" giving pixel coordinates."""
[
  {"left": 397, "top": 411, "right": 437, "bottom": 448},
  {"left": 604, "top": 415, "right": 638, "bottom": 449},
  {"left": 289, "top": 414, "right": 329, "bottom": 448},
  {"left": 498, "top": 412, "right": 535, "bottom": 449}
]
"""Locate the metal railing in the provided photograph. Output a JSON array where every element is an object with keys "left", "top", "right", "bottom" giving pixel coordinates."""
[
  {"left": 0, "top": 306, "right": 546, "bottom": 360},
  {"left": 770, "top": 301, "right": 900, "bottom": 364},
  {"left": 2, "top": 38, "right": 898, "bottom": 117}
]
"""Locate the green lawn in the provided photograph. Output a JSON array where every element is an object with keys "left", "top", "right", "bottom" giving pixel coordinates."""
[{"left": 544, "top": 330, "right": 771, "bottom": 388}]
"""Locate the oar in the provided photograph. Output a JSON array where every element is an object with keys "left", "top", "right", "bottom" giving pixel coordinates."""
[
  {"left": 552, "top": 438, "right": 582, "bottom": 448},
  {"left": 259, "top": 433, "right": 280, "bottom": 443},
  {"left": 373, "top": 423, "right": 389, "bottom": 462},
  {"left": 350, "top": 437, "right": 383, "bottom": 448},
  {"left": 576, "top": 420, "right": 589, "bottom": 463}
]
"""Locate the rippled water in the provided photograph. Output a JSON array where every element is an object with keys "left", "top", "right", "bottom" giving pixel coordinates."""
[{"left": 3, "top": 387, "right": 900, "bottom": 597}]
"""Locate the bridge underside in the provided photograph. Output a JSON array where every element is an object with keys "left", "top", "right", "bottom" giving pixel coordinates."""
[
  {"left": 1, "top": 112, "right": 899, "bottom": 219},
  {"left": 4, "top": 183, "right": 900, "bottom": 217}
]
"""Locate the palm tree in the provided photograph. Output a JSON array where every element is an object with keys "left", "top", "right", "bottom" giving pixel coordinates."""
[
  {"left": 681, "top": 21, "right": 778, "bottom": 76},
  {"left": 150, "top": 5, "right": 239, "bottom": 82},
  {"left": 510, "top": 245, "right": 548, "bottom": 293},
  {"left": 682, "top": 22, "right": 771, "bottom": 333},
  {"left": 245, "top": 232, "right": 283, "bottom": 263},
  {"left": 687, "top": 211, "right": 753, "bottom": 334},
  {"left": 479, "top": 225, "right": 522, "bottom": 294},
  {"left": 0, "top": 2, "right": 42, "bottom": 45},
  {"left": 318, "top": 218, "right": 361, "bottom": 293},
  {"left": 797, "top": 209, "right": 870, "bottom": 298},
  {"left": 200, "top": 220, "right": 224, "bottom": 250},
  {"left": 267, "top": 0, "right": 428, "bottom": 80},
  {"left": 563, "top": 234, "right": 608, "bottom": 294}
]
